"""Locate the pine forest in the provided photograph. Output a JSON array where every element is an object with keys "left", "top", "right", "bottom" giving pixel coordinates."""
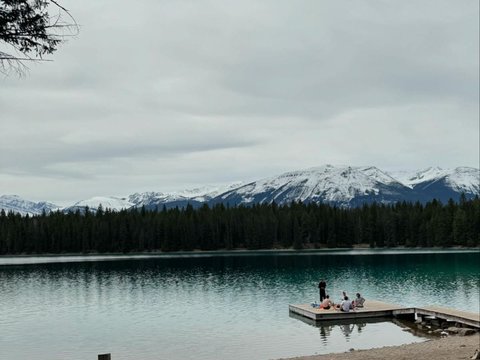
[{"left": 0, "top": 196, "right": 478, "bottom": 254}]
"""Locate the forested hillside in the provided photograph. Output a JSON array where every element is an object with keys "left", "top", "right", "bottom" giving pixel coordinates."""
[{"left": 0, "top": 196, "right": 478, "bottom": 254}]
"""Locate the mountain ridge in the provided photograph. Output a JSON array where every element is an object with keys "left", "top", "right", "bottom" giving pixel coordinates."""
[
  {"left": 0, "top": 195, "right": 59, "bottom": 216},
  {"left": 1, "top": 165, "right": 478, "bottom": 215}
]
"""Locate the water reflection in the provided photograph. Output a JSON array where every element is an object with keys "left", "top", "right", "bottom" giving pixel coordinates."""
[
  {"left": 289, "top": 314, "right": 399, "bottom": 344},
  {"left": 0, "top": 251, "right": 478, "bottom": 360}
]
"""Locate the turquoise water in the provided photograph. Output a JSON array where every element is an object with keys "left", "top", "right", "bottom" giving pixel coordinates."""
[{"left": 0, "top": 250, "right": 478, "bottom": 360}]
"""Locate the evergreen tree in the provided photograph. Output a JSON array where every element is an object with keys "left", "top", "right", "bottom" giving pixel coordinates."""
[{"left": 0, "top": 197, "right": 478, "bottom": 254}]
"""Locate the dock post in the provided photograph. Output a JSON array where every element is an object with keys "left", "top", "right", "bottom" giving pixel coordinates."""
[
  {"left": 415, "top": 313, "right": 422, "bottom": 323},
  {"left": 98, "top": 354, "right": 111, "bottom": 360}
]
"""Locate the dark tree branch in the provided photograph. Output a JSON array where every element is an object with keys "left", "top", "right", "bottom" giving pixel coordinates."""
[{"left": 0, "top": 0, "right": 78, "bottom": 75}]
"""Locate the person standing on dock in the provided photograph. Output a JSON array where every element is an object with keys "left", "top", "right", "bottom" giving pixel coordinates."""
[{"left": 318, "top": 279, "right": 327, "bottom": 302}]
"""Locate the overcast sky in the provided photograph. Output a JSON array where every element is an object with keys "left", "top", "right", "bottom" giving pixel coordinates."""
[{"left": 1, "top": 0, "right": 478, "bottom": 205}]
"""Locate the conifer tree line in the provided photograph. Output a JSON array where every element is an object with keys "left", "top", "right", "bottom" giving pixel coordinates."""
[{"left": 0, "top": 196, "right": 478, "bottom": 254}]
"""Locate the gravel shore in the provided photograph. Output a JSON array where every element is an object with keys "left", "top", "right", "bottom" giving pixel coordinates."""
[{"left": 279, "top": 334, "right": 479, "bottom": 360}]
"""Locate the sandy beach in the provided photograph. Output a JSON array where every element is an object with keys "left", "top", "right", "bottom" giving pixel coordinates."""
[{"left": 279, "top": 334, "right": 480, "bottom": 360}]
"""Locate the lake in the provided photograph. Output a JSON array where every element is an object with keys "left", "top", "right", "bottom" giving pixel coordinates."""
[{"left": 0, "top": 249, "right": 478, "bottom": 360}]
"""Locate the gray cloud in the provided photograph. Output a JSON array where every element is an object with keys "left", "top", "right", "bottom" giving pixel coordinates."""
[{"left": 0, "top": 0, "right": 478, "bottom": 203}]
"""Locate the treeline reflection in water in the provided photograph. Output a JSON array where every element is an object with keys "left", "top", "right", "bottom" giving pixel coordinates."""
[{"left": 0, "top": 251, "right": 478, "bottom": 360}]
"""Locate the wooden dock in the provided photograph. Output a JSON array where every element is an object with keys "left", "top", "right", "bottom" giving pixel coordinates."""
[
  {"left": 289, "top": 301, "right": 480, "bottom": 329},
  {"left": 415, "top": 305, "right": 480, "bottom": 329},
  {"left": 289, "top": 300, "right": 406, "bottom": 321}
]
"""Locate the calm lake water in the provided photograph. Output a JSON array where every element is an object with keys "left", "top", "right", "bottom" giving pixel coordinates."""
[{"left": 0, "top": 250, "right": 479, "bottom": 360}]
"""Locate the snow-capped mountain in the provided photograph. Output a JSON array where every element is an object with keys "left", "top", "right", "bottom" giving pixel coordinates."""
[
  {"left": 3, "top": 165, "right": 478, "bottom": 215},
  {"left": 358, "top": 166, "right": 402, "bottom": 185},
  {"left": 391, "top": 167, "right": 445, "bottom": 188},
  {"left": 128, "top": 191, "right": 202, "bottom": 210},
  {"left": 63, "top": 196, "right": 134, "bottom": 213},
  {"left": 129, "top": 182, "right": 243, "bottom": 210},
  {"left": 444, "top": 167, "right": 479, "bottom": 194},
  {"left": 0, "top": 195, "right": 58, "bottom": 216},
  {"left": 181, "top": 182, "right": 244, "bottom": 202},
  {"left": 390, "top": 167, "right": 479, "bottom": 203},
  {"left": 210, "top": 165, "right": 416, "bottom": 207},
  {"left": 398, "top": 167, "right": 479, "bottom": 192}
]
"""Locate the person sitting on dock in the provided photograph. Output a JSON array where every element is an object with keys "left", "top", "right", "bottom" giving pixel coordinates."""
[
  {"left": 354, "top": 293, "right": 365, "bottom": 308},
  {"left": 340, "top": 296, "right": 353, "bottom": 312},
  {"left": 334, "top": 292, "right": 347, "bottom": 310},
  {"left": 320, "top": 295, "right": 334, "bottom": 310},
  {"left": 340, "top": 291, "right": 347, "bottom": 302}
]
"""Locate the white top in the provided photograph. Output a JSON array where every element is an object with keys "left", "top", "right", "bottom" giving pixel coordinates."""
[{"left": 341, "top": 300, "right": 352, "bottom": 312}]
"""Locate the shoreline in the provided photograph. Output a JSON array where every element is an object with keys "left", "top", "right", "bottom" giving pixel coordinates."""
[
  {"left": 0, "top": 246, "right": 479, "bottom": 258},
  {"left": 279, "top": 334, "right": 480, "bottom": 360}
]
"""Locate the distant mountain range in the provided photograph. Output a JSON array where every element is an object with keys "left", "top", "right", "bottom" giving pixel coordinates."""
[
  {"left": 1, "top": 165, "right": 478, "bottom": 216},
  {"left": 0, "top": 195, "right": 59, "bottom": 217}
]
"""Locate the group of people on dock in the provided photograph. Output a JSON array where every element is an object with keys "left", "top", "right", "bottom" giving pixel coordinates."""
[{"left": 318, "top": 279, "right": 365, "bottom": 312}]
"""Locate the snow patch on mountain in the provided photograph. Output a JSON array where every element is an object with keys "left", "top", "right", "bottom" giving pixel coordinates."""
[
  {"left": 391, "top": 167, "right": 446, "bottom": 188},
  {"left": 128, "top": 192, "right": 184, "bottom": 206},
  {"left": 0, "top": 195, "right": 59, "bottom": 216},
  {"left": 358, "top": 166, "right": 403, "bottom": 185},
  {"left": 215, "top": 165, "right": 410, "bottom": 205},
  {"left": 392, "top": 167, "right": 479, "bottom": 194},
  {"left": 188, "top": 182, "right": 244, "bottom": 202},
  {"left": 129, "top": 182, "right": 244, "bottom": 206},
  {"left": 441, "top": 167, "right": 479, "bottom": 194},
  {"left": 65, "top": 196, "right": 134, "bottom": 212}
]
